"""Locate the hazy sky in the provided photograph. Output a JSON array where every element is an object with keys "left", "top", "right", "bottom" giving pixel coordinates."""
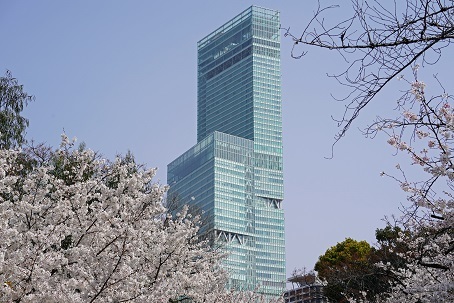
[{"left": 1, "top": 0, "right": 452, "bottom": 281}]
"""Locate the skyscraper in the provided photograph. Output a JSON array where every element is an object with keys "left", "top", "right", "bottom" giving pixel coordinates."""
[{"left": 167, "top": 6, "right": 285, "bottom": 297}]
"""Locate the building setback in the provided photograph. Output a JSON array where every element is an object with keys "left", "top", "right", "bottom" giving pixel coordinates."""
[{"left": 167, "top": 6, "right": 285, "bottom": 297}]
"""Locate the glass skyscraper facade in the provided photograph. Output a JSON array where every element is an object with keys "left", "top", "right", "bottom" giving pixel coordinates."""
[{"left": 167, "top": 6, "right": 285, "bottom": 297}]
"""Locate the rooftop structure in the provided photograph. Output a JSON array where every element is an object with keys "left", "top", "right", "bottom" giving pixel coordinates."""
[{"left": 284, "top": 274, "right": 327, "bottom": 303}]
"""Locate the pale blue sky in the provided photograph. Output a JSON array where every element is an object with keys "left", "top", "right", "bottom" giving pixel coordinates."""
[{"left": 2, "top": 0, "right": 452, "bottom": 281}]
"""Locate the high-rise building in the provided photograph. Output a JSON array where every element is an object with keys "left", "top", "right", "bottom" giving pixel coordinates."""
[{"left": 167, "top": 6, "right": 285, "bottom": 297}]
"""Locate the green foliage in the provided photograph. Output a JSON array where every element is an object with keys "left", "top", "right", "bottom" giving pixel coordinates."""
[
  {"left": 50, "top": 147, "right": 96, "bottom": 186},
  {"left": 0, "top": 70, "right": 34, "bottom": 149},
  {"left": 313, "top": 228, "right": 413, "bottom": 302},
  {"left": 315, "top": 238, "right": 372, "bottom": 277},
  {"left": 315, "top": 237, "right": 395, "bottom": 302},
  {"left": 375, "top": 226, "right": 408, "bottom": 269},
  {"left": 375, "top": 225, "right": 401, "bottom": 245}
]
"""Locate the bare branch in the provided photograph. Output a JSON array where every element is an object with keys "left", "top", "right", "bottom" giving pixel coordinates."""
[{"left": 284, "top": 0, "right": 454, "bottom": 144}]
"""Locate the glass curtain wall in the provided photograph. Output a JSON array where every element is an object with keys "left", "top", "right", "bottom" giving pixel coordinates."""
[{"left": 168, "top": 6, "right": 285, "bottom": 297}]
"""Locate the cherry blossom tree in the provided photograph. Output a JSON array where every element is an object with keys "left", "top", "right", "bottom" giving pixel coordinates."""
[
  {"left": 363, "top": 71, "right": 453, "bottom": 303},
  {"left": 284, "top": 1, "right": 453, "bottom": 301},
  {"left": 0, "top": 136, "right": 282, "bottom": 303}
]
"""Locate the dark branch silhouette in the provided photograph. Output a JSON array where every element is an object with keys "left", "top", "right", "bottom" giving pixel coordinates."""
[{"left": 283, "top": 0, "right": 454, "bottom": 145}]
